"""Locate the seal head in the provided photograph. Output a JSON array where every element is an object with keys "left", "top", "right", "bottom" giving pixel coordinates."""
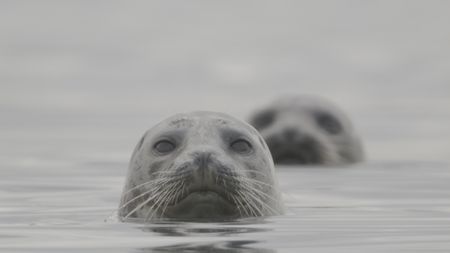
[
  {"left": 119, "top": 111, "right": 283, "bottom": 221},
  {"left": 249, "top": 95, "right": 364, "bottom": 165}
]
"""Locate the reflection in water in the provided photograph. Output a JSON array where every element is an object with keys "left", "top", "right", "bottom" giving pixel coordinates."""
[
  {"left": 140, "top": 240, "right": 275, "bottom": 253},
  {"left": 140, "top": 222, "right": 270, "bottom": 237},
  {"left": 138, "top": 221, "right": 275, "bottom": 252}
]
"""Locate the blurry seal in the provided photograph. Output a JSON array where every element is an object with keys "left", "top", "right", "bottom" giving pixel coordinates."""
[
  {"left": 249, "top": 95, "right": 364, "bottom": 165},
  {"left": 119, "top": 111, "right": 283, "bottom": 221}
]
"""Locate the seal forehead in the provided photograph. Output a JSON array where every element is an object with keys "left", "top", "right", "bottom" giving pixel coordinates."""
[
  {"left": 188, "top": 111, "right": 233, "bottom": 123},
  {"left": 189, "top": 111, "right": 247, "bottom": 130},
  {"left": 273, "top": 96, "right": 348, "bottom": 122},
  {"left": 168, "top": 117, "right": 195, "bottom": 128},
  {"left": 214, "top": 118, "right": 229, "bottom": 125},
  {"left": 275, "top": 96, "right": 329, "bottom": 110},
  {"left": 198, "top": 114, "right": 254, "bottom": 137}
]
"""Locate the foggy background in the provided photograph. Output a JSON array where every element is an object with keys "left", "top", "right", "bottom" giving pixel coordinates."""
[{"left": 2, "top": 1, "right": 450, "bottom": 167}]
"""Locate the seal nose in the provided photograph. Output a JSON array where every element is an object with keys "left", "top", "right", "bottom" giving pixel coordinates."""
[
  {"left": 191, "top": 151, "right": 216, "bottom": 186},
  {"left": 194, "top": 152, "right": 212, "bottom": 169},
  {"left": 283, "top": 127, "right": 299, "bottom": 140},
  {"left": 282, "top": 127, "right": 316, "bottom": 146}
]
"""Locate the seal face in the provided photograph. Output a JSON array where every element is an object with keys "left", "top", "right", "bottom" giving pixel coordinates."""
[
  {"left": 249, "top": 95, "right": 364, "bottom": 165},
  {"left": 119, "top": 111, "right": 283, "bottom": 222}
]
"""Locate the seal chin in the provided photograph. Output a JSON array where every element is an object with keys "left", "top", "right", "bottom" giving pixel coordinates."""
[{"left": 165, "top": 190, "right": 239, "bottom": 220}]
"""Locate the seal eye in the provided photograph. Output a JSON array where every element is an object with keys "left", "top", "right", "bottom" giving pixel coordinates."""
[
  {"left": 315, "top": 112, "right": 342, "bottom": 135},
  {"left": 251, "top": 110, "right": 275, "bottom": 130},
  {"left": 153, "top": 140, "right": 176, "bottom": 154},
  {"left": 230, "top": 139, "right": 253, "bottom": 154}
]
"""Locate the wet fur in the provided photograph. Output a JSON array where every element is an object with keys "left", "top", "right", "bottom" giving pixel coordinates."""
[{"left": 118, "top": 111, "right": 283, "bottom": 222}]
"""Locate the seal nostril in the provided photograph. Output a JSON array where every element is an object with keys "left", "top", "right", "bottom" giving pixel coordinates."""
[{"left": 194, "top": 152, "right": 212, "bottom": 169}]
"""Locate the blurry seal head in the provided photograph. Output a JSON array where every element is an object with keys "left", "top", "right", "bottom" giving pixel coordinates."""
[
  {"left": 249, "top": 95, "right": 364, "bottom": 165},
  {"left": 119, "top": 111, "right": 283, "bottom": 221}
]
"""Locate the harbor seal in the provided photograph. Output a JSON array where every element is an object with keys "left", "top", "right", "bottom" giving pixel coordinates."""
[
  {"left": 118, "top": 111, "right": 283, "bottom": 221},
  {"left": 249, "top": 95, "right": 364, "bottom": 165}
]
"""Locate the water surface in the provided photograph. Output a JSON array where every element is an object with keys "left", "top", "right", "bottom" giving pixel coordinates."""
[{"left": 1, "top": 1, "right": 450, "bottom": 252}]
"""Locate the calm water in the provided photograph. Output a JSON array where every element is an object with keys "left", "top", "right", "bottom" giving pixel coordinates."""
[
  {"left": 1, "top": 161, "right": 450, "bottom": 252},
  {"left": 1, "top": 1, "right": 450, "bottom": 252}
]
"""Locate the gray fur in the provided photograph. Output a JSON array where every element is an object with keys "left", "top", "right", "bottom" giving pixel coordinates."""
[
  {"left": 119, "top": 111, "right": 284, "bottom": 222},
  {"left": 249, "top": 95, "right": 364, "bottom": 165}
]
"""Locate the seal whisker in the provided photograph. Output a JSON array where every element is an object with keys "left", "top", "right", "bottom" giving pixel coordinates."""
[
  {"left": 241, "top": 182, "right": 280, "bottom": 203},
  {"left": 150, "top": 170, "right": 187, "bottom": 177},
  {"left": 229, "top": 195, "right": 243, "bottom": 217},
  {"left": 145, "top": 187, "right": 170, "bottom": 221},
  {"left": 235, "top": 189, "right": 261, "bottom": 217},
  {"left": 231, "top": 194, "right": 249, "bottom": 217},
  {"left": 121, "top": 180, "right": 161, "bottom": 196},
  {"left": 123, "top": 178, "right": 175, "bottom": 218},
  {"left": 159, "top": 180, "right": 184, "bottom": 217},
  {"left": 233, "top": 196, "right": 251, "bottom": 217},
  {"left": 234, "top": 177, "right": 274, "bottom": 189},
  {"left": 238, "top": 181, "right": 267, "bottom": 216},
  {"left": 174, "top": 181, "right": 186, "bottom": 204},
  {"left": 119, "top": 188, "right": 155, "bottom": 211},
  {"left": 239, "top": 183, "right": 280, "bottom": 215},
  {"left": 217, "top": 173, "right": 260, "bottom": 217},
  {"left": 150, "top": 184, "right": 179, "bottom": 220},
  {"left": 120, "top": 178, "right": 175, "bottom": 217},
  {"left": 124, "top": 189, "right": 161, "bottom": 219},
  {"left": 241, "top": 187, "right": 278, "bottom": 215},
  {"left": 238, "top": 169, "right": 269, "bottom": 178},
  {"left": 121, "top": 175, "right": 177, "bottom": 196},
  {"left": 145, "top": 181, "right": 180, "bottom": 221}
]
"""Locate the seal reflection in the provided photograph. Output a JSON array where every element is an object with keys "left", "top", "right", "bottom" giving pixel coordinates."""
[
  {"left": 137, "top": 220, "right": 275, "bottom": 253},
  {"left": 139, "top": 241, "right": 275, "bottom": 253}
]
